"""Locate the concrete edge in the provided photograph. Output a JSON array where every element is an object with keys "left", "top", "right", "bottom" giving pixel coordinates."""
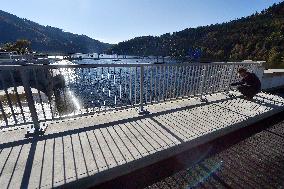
[{"left": 263, "top": 86, "right": 284, "bottom": 92}]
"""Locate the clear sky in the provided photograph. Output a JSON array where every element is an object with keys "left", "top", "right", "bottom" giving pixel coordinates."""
[{"left": 1, "top": 0, "right": 283, "bottom": 44}]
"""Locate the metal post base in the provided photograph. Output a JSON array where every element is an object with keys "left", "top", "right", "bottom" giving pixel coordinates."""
[
  {"left": 228, "top": 94, "right": 236, "bottom": 98},
  {"left": 25, "top": 123, "right": 47, "bottom": 138},
  {"left": 138, "top": 107, "right": 150, "bottom": 115},
  {"left": 225, "top": 91, "right": 236, "bottom": 98},
  {"left": 200, "top": 97, "right": 208, "bottom": 103}
]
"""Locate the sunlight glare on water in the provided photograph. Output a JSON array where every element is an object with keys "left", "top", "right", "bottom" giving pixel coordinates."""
[{"left": 52, "top": 60, "right": 81, "bottom": 112}]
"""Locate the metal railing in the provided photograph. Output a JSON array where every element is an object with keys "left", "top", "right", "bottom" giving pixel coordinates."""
[{"left": 0, "top": 61, "right": 264, "bottom": 133}]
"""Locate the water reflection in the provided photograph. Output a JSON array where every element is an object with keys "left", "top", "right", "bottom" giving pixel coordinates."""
[{"left": 49, "top": 59, "right": 257, "bottom": 117}]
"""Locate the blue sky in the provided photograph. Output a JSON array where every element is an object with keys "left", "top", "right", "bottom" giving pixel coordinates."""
[{"left": 1, "top": 0, "right": 283, "bottom": 44}]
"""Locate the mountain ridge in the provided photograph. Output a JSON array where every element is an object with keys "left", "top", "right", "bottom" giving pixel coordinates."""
[{"left": 0, "top": 10, "right": 111, "bottom": 54}]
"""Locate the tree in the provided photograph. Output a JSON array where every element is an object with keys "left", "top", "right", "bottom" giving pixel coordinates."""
[
  {"left": 268, "top": 47, "right": 282, "bottom": 68},
  {"left": 107, "top": 2, "right": 284, "bottom": 68},
  {"left": 2, "top": 39, "right": 31, "bottom": 54}
]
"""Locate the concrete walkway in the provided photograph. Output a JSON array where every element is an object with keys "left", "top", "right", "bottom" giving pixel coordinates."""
[
  {"left": 0, "top": 92, "right": 284, "bottom": 189},
  {"left": 145, "top": 111, "right": 284, "bottom": 189}
]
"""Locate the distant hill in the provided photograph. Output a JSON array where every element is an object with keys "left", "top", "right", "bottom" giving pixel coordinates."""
[
  {"left": 108, "top": 2, "right": 284, "bottom": 68},
  {"left": 0, "top": 10, "right": 111, "bottom": 54}
]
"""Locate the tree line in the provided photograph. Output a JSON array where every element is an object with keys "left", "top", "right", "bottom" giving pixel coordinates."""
[{"left": 108, "top": 2, "right": 284, "bottom": 68}]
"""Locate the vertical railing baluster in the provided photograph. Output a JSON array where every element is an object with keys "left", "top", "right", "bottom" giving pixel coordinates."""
[
  {"left": 165, "top": 65, "right": 170, "bottom": 100},
  {"left": 183, "top": 65, "right": 188, "bottom": 97},
  {"left": 124, "top": 68, "right": 128, "bottom": 105},
  {"left": 160, "top": 65, "right": 163, "bottom": 101},
  {"left": 129, "top": 67, "right": 132, "bottom": 105},
  {"left": 20, "top": 69, "right": 41, "bottom": 134},
  {"left": 158, "top": 66, "right": 161, "bottom": 101},
  {"left": 176, "top": 66, "right": 180, "bottom": 98},
  {"left": 209, "top": 65, "right": 214, "bottom": 93},
  {"left": 227, "top": 64, "right": 236, "bottom": 93},
  {"left": 68, "top": 67, "right": 76, "bottom": 114},
  {"left": 57, "top": 68, "right": 68, "bottom": 116},
  {"left": 200, "top": 65, "right": 205, "bottom": 100},
  {"left": 214, "top": 65, "right": 219, "bottom": 93},
  {"left": 210, "top": 65, "right": 214, "bottom": 94},
  {"left": 205, "top": 65, "right": 210, "bottom": 94},
  {"left": 162, "top": 65, "right": 166, "bottom": 101},
  {"left": 9, "top": 70, "right": 26, "bottom": 123},
  {"left": 194, "top": 65, "right": 199, "bottom": 95},
  {"left": 0, "top": 71, "right": 18, "bottom": 125},
  {"left": 139, "top": 65, "right": 147, "bottom": 114},
  {"left": 150, "top": 66, "right": 153, "bottom": 103},
  {"left": 145, "top": 66, "right": 148, "bottom": 103},
  {"left": 211, "top": 65, "right": 217, "bottom": 93},
  {"left": 172, "top": 66, "right": 177, "bottom": 98},
  {"left": 195, "top": 65, "right": 201, "bottom": 96},
  {"left": 179, "top": 65, "right": 184, "bottom": 97},
  {"left": 185, "top": 65, "right": 190, "bottom": 96},
  {"left": 77, "top": 67, "right": 84, "bottom": 114},
  {"left": 212, "top": 65, "right": 217, "bottom": 92},
  {"left": 154, "top": 66, "right": 157, "bottom": 102},
  {"left": 0, "top": 97, "right": 8, "bottom": 126},
  {"left": 193, "top": 65, "right": 198, "bottom": 96},
  {"left": 44, "top": 67, "right": 55, "bottom": 119},
  {"left": 177, "top": 65, "right": 181, "bottom": 98},
  {"left": 107, "top": 67, "right": 110, "bottom": 110},
  {"left": 135, "top": 67, "right": 137, "bottom": 104},
  {"left": 182, "top": 65, "right": 187, "bottom": 97},
  {"left": 186, "top": 65, "right": 192, "bottom": 96},
  {"left": 219, "top": 65, "right": 226, "bottom": 92},
  {"left": 180, "top": 65, "right": 184, "bottom": 97},
  {"left": 217, "top": 65, "right": 222, "bottom": 92},
  {"left": 119, "top": 68, "right": 122, "bottom": 100},
  {"left": 84, "top": 68, "right": 90, "bottom": 114},
  {"left": 188, "top": 65, "right": 192, "bottom": 96},
  {"left": 200, "top": 65, "right": 205, "bottom": 95},
  {"left": 89, "top": 67, "right": 95, "bottom": 113},
  {"left": 32, "top": 68, "right": 46, "bottom": 120},
  {"left": 225, "top": 65, "right": 231, "bottom": 91},
  {"left": 169, "top": 65, "right": 173, "bottom": 99},
  {"left": 218, "top": 65, "right": 223, "bottom": 92}
]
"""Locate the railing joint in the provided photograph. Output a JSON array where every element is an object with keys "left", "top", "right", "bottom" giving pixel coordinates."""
[{"left": 25, "top": 124, "right": 46, "bottom": 138}]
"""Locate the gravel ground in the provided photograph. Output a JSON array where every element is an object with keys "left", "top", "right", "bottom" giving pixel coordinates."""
[{"left": 93, "top": 109, "right": 284, "bottom": 189}]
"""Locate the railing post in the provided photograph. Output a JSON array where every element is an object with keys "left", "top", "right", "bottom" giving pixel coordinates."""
[
  {"left": 139, "top": 65, "right": 149, "bottom": 115},
  {"left": 257, "top": 61, "right": 265, "bottom": 85},
  {"left": 139, "top": 65, "right": 144, "bottom": 112},
  {"left": 226, "top": 64, "right": 237, "bottom": 98},
  {"left": 200, "top": 65, "right": 208, "bottom": 102},
  {"left": 20, "top": 69, "right": 44, "bottom": 136}
]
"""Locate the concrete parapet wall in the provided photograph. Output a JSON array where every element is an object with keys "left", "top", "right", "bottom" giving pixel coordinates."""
[{"left": 262, "top": 69, "right": 284, "bottom": 90}]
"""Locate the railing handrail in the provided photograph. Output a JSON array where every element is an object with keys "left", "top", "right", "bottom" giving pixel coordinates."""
[
  {"left": 0, "top": 61, "right": 264, "bottom": 70},
  {"left": 0, "top": 60, "right": 264, "bottom": 135}
]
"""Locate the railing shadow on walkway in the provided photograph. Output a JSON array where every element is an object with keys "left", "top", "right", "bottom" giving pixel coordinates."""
[
  {"left": 96, "top": 107, "right": 284, "bottom": 189},
  {"left": 0, "top": 93, "right": 283, "bottom": 188}
]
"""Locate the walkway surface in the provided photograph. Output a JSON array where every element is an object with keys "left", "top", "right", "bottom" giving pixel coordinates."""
[
  {"left": 145, "top": 112, "right": 284, "bottom": 189},
  {"left": 0, "top": 92, "right": 284, "bottom": 189}
]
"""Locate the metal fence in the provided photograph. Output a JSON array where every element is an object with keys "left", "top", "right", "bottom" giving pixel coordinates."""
[{"left": 0, "top": 62, "right": 264, "bottom": 131}]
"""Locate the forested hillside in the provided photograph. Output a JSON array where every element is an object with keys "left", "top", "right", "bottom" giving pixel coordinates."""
[
  {"left": 0, "top": 10, "right": 111, "bottom": 54},
  {"left": 108, "top": 2, "right": 284, "bottom": 68}
]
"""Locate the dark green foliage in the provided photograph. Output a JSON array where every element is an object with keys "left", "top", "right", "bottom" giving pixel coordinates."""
[
  {"left": 2, "top": 39, "right": 31, "bottom": 54},
  {"left": 108, "top": 2, "right": 284, "bottom": 68},
  {"left": 0, "top": 10, "right": 111, "bottom": 54}
]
